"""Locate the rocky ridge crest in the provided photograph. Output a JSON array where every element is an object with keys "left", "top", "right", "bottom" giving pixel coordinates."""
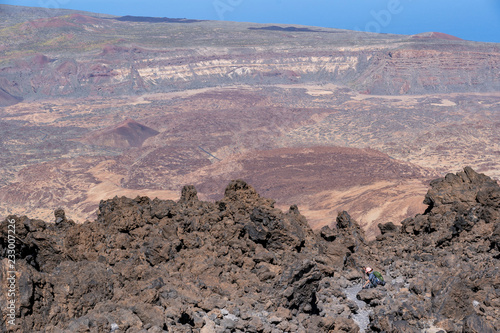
[
  {"left": 0, "top": 168, "right": 499, "bottom": 332},
  {"left": 365, "top": 167, "right": 500, "bottom": 332}
]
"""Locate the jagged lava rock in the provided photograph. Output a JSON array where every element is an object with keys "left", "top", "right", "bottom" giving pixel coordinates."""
[
  {"left": 366, "top": 167, "right": 500, "bottom": 332},
  {"left": 0, "top": 180, "right": 366, "bottom": 332},
  {"left": 1, "top": 168, "right": 499, "bottom": 332}
]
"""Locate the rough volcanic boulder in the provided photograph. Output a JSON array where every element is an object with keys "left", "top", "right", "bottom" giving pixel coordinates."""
[
  {"left": 0, "top": 180, "right": 364, "bottom": 332},
  {"left": 367, "top": 167, "right": 500, "bottom": 332},
  {"left": 1, "top": 168, "right": 498, "bottom": 332},
  {"left": 423, "top": 166, "right": 499, "bottom": 213}
]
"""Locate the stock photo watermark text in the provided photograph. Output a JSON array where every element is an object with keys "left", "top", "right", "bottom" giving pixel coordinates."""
[
  {"left": 5, "top": 218, "right": 17, "bottom": 326},
  {"left": 213, "top": 0, "right": 244, "bottom": 20},
  {"left": 354, "top": 0, "right": 404, "bottom": 33}
]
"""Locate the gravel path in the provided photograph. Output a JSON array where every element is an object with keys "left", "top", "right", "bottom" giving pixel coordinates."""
[{"left": 344, "top": 284, "right": 371, "bottom": 332}]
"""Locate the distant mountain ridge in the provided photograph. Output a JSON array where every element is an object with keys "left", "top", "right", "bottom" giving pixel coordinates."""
[
  {"left": 0, "top": 4, "right": 499, "bottom": 105},
  {"left": 0, "top": 4, "right": 114, "bottom": 28},
  {"left": 411, "top": 31, "right": 463, "bottom": 41},
  {"left": 112, "top": 15, "right": 204, "bottom": 23}
]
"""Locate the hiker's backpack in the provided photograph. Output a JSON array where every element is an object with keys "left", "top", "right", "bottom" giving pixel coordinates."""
[
  {"left": 373, "top": 271, "right": 386, "bottom": 285},
  {"left": 373, "top": 271, "right": 384, "bottom": 281}
]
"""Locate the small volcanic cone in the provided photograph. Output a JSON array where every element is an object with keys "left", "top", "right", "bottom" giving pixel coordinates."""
[
  {"left": 0, "top": 88, "right": 22, "bottom": 107},
  {"left": 411, "top": 32, "right": 463, "bottom": 41},
  {"left": 81, "top": 119, "right": 159, "bottom": 148}
]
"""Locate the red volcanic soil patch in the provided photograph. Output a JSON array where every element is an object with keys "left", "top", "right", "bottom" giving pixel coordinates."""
[
  {"left": 24, "top": 17, "right": 78, "bottom": 29},
  {"left": 22, "top": 14, "right": 104, "bottom": 30},
  {"left": 81, "top": 119, "right": 159, "bottom": 148},
  {"left": 32, "top": 54, "right": 50, "bottom": 67},
  {"left": 56, "top": 60, "right": 77, "bottom": 75},
  {"left": 193, "top": 146, "right": 432, "bottom": 238},
  {"left": 196, "top": 146, "right": 430, "bottom": 201},
  {"left": 0, "top": 88, "right": 22, "bottom": 107},
  {"left": 99, "top": 44, "right": 148, "bottom": 57},
  {"left": 100, "top": 44, "right": 127, "bottom": 56},
  {"left": 68, "top": 14, "right": 101, "bottom": 25},
  {"left": 411, "top": 32, "right": 463, "bottom": 41}
]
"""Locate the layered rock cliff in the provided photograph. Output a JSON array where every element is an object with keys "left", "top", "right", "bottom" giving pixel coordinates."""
[
  {"left": 3, "top": 43, "right": 500, "bottom": 102},
  {"left": 1, "top": 6, "right": 500, "bottom": 104}
]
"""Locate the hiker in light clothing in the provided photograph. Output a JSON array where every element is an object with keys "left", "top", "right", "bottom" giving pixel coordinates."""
[{"left": 362, "top": 267, "right": 385, "bottom": 289}]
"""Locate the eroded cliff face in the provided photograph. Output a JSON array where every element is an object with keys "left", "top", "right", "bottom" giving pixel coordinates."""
[
  {"left": 354, "top": 47, "right": 500, "bottom": 95},
  {"left": 1, "top": 9, "right": 500, "bottom": 103},
  {"left": 0, "top": 168, "right": 499, "bottom": 332},
  {"left": 3, "top": 45, "right": 500, "bottom": 102}
]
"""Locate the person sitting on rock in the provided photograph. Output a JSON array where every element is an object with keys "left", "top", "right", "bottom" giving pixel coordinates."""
[{"left": 362, "top": 267, "right": 385, "bottom": 289}]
